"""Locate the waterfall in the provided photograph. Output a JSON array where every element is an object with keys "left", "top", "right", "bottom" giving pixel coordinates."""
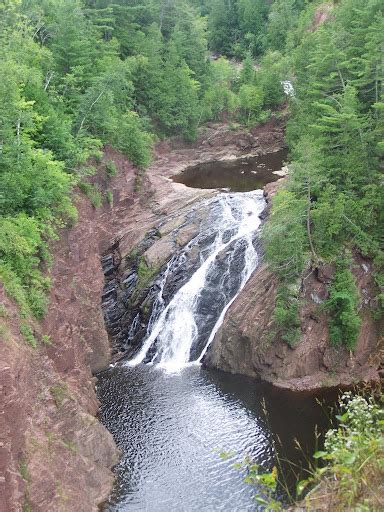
[{"left": 126, "top": 190, "right": 265, "bottom": 371}]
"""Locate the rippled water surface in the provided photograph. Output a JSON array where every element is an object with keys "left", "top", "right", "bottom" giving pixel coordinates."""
[
  {"left": 98, "top": 153, "right": 333, "bottom": 511},
  {"left": 98, "top": 365, "right": 332, "bottom": 511}
]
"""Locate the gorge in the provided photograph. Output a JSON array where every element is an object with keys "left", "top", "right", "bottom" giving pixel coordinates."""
[
  {"left": 97, "top": 136, "right": 327, "bottom": 511},
  {"left": 1, "top": 1, "right": 383, "bottom": 509}
]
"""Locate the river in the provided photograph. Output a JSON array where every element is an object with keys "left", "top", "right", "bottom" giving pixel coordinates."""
[{"left": 97, "top": 150, "right": 331, "bottom": 511}]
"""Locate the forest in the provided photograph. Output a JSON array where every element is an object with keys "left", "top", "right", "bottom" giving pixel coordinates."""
[
  {"left": 0, "top": 0, "right": 383, "bottom": 510},
  {"left": 0, "top": 0, "right": 382, "bottom": 349}
]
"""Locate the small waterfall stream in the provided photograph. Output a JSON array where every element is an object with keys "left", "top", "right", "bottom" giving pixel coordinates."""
[
  {"left": 126, "top": 190, "right": 265, "bottom": 371},
  {"left": 97, "top": 152, "right": 333, "bottom": 512}
]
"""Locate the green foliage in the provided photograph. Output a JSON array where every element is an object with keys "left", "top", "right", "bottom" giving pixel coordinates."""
[
  {"left": 20, "top": 323, "right": 37, "bottom": 348},
  {"left": 19, "top": 458, "right": 30, "bottom": 482},
  {"left": 238, "top": 84, "right": 264, "bottom": 124},
  {"left": 262, "top": 190, "right": 307, "bottom": 280},
  {"left": 105, "top": 160, "right": 117, "bottom": 178},
  {"left": 78, "top": 182, "right": 103, "bottom": 208},
  {"left": 232, "top": 457, "right": 281, "bottom": 509},
  {"left": 201, "top": 58, "right": 240, "bottom": 121},
  {"left": 41, "top": 334, "right": 52, "bottom": 346},
  {"left": 300, "top": 392, "right": 384, "bottom": 510},
  {"left": 273, "top": 284, "right": 301, "bottom": 347},
  {"left": 106, "top": 190, "right": 113, "bottom": 207},
  {"left": 113, "top": 112, "right": 153, "bottom": 167},
  {"left": 1, "top": 0, "right": 380, "bottom": 362},
  {"left": 207, "top": 0, "right": 270, "bottom": 57},
  {"left": 0, "top": 216, "right": 50, "bottom": 319},
  {"left": 136, "top": 257, "right": 159, "bottom": 294},
  {"left": 259, "top": 0, "right": 382, "bottom": 349},
  {"left": 325, "top": 257, "right": 361, "bottom": 350},
  {"left": 0, "top": 303, "right": 8, "bottom": 318}
]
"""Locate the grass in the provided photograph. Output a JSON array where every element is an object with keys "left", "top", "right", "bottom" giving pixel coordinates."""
[
  {"left": 130, "top": 257, "right": 159, "bottom": 303},
  {"left": 0, "top": 324, "right": 12, "bottom": 344},
  {"left": 19, "top": 458, "right": 30, "bottom": 481},
  {"left": 41, "top": 334, "right": 52, "bottom": 346},
  {"left": 20, "top": 323, "right": 37, "bottom": 348},
  {"left": 78, "top": 182, "right": 103, "bottom": 208},
  {"left": 298, "top": 392, "right": 384, "bottom": 511},
  {"left": 105, "top": 160, "right": 117, "bottom": 178},
  {"left": 50, "top": 382, "right": 69, "bottom": 407},
  {"left": 22, "top": 501, "right": 32, "bottom": 512},
  {"left": 0, "top": 302, "right": 8, "bottom": 317},
  {"left": 106, "top": 189, "right": 113, "bottom": 207}
]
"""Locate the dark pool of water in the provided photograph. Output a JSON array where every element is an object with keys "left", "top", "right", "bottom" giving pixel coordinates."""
[
  {"left": 172, "top": 149, "right": 288, "bottom": 192},
  {"left": 97, "top": 365, "right": 335, "bottom": 511}
]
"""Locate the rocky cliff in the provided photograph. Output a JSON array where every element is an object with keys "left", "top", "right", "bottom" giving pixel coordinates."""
[
  {"left": 204, "top": 185, "right": 383, "bottom": 392},
  {"left": 1, "top": 118, "right": 286, "bottom": 512}
]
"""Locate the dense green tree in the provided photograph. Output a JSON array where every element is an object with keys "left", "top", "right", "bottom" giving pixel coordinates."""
[{"left": 238, "top": 84, "right": 264, "bottom": 123}]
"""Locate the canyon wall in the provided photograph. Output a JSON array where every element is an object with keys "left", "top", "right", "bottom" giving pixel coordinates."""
[
  {"left": 1, "top": 118, "right": 286, "bottom": 511},
  {"left": 204, "top": 185, "right": 383, "bottom": 392}
]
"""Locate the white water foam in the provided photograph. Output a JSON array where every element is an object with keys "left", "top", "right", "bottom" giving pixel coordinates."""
[{"left": 126, "top": 191, "right": 265, "bottom": 372}]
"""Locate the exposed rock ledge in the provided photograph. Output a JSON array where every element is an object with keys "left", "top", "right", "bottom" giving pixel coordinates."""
[
  {"left": 203, "top": 186, "right": 383, "bottom": 392},
  {"left": 1, "top": 118, "right": 286, "bottom": 512}
]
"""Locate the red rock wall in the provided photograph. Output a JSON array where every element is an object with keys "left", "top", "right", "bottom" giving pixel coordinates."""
[
  {"left": 0, "top": 147, "right": 136, "bottom": 512},
  {"left": 1, "top": 120, "right": 288, "bottom": 511}
]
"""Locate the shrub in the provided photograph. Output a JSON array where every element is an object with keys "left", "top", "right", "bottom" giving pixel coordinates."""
[
  {"left": 273, "top": 284, "right": 301, "bottom": 347},
  {"left": 325, "top": 257, "right": 361, "bottom": 350},
  {"left": 114, "top": 112, "right": 153, "bottom": 168},
  {"left": 301, "top": 392, "right": 384, "bottom": 510},
  {"left": 106, "top": 190, "right": 113, "bottom": 207},
  {"left": 20, "top": 323, "right": 37, "bottom": 348},
  {"left": 78, "top": 182, "right": 103, "bottom": 208},
  {"left": 41, "top": 334, "right": 52, "bottom": 345},
  {"left": 105, "top": 160, "right": 117, "bottom": 178}
]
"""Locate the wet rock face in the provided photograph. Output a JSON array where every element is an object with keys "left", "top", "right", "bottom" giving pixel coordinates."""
[
  {"left": 1, "top": 120, "right": 288, "bottom": 512},
  {"left": 101, "top": 202, "right": 213, "bottom": 361}
]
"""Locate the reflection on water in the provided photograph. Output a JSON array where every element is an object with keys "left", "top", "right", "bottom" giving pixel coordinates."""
[
  {"left": 97, "top": 365, "right": 334, "bottom": 511},
  {"left": 172, "top": 149, "right": 288, "bottom": 192}
]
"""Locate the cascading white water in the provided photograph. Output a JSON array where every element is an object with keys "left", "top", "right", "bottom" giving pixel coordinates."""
[{"left": 126, "top": 190, "right": 265, "bottom": 371}]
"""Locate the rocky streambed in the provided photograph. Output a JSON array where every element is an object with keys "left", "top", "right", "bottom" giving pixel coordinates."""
[
  {"left": 96, "top": 115, "right": 382, "bottom": 510},
  {"left": 96, "top": 127, "right": 337, "bottom": 511},
  {"left": 2, "top": 118, "right": 288, "bottom": 512}
]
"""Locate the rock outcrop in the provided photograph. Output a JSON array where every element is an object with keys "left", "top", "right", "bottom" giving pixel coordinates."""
[
  {"left": 1, "top": 118, "right": 287, "bottom": 512},
  {"left": 204, "top": 184, "right": 383, "bottom": 392}
]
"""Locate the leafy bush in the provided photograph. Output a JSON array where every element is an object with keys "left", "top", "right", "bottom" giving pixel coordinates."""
[
  {"left": 300, "top": 392, "right": 384, "bottom": 510},
  {"left": 105, "top": 160, "right": 117, "bottom": 178},
  {"left": 273, "top": 284, "right": 301, "bottom": 347},
  {"left": 20, "top": 323, "right": 37, "bottom": 348},
  {"left": 238, "top": 84, "right": 264, "bottom": 124},
  {"left": 0, "top": 215, "right": 50, "bottom": 318},
  {"left": 262, "top": 190, "right": 307, "bottom": 280},
  {"left": 325, "top": 258, "right": 361, "bottom": 350},
  {"left": 78, "top": 182, "right": 103, "bottom": 208},
  {"left": 114, "top": 112, "right": 153, "bottom": 168}
]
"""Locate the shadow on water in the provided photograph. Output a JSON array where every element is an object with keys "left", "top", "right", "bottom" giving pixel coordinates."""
[
  {"left": 172, "top": 149, "right": 288, "bottom": 192},
  {"left": 97, "top": 364, "right": 337, "bottom": 511}
]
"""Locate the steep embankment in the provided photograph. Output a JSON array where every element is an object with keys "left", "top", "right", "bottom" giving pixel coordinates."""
[
  {"left": 204, "top": 183, "right": 383, "bottom": 392},
  {"left": 1, "top": 118, "right": 286, "bottom": 512}
]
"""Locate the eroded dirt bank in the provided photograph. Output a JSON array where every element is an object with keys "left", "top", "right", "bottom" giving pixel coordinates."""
[
  {"left": 1, "top": 118, "right": 286, "bottom": 512},
  {"left": 203, "top": 182, "right": 384, "bottom": 392}
]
